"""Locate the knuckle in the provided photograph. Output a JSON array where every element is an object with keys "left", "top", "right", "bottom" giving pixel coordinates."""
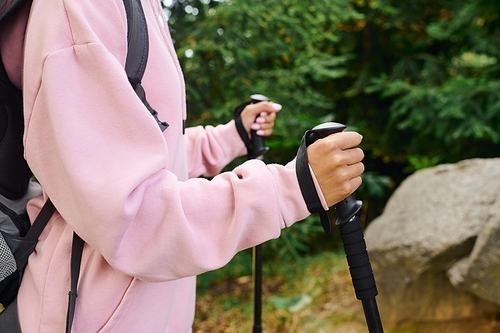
[
  {"left": 337, "top": 168, "right": 350, "bottom": 181},
  {"left": 330, "top": 153, "right": 343, "bottom": 166}
]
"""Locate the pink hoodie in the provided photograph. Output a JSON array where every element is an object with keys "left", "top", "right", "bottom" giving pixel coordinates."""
[{"left": 18, "top": 0, "right": 314, "bottom": 332}]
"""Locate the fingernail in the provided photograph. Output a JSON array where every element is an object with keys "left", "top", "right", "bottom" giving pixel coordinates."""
[
  {"left": 260, "top": 112, "right": 268, "bottom": 117},
  {"left": 272, "top": 103, "right": 282, "bottom": 111},
  {"left": 251, "top": 123, "right": 260, "bottom": 130},
  {"left": 256, "top": 117, "right": 266, "bottom": 123},
  {"left": 256, "top": 130, "right": 265, "bottom": 136}
]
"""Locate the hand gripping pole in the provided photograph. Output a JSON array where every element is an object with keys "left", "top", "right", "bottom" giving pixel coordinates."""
[
  {"left": 296, "top": 122, "right": 384, "bottom": 333},
  {"left": 233, "top": 94, "right": 270, "bottom": 159}
]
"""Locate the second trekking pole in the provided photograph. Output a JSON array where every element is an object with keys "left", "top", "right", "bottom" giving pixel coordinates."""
[
  {"left": 233, "top": 94, "right": 271, "bottom": 333},
  {"left": 295, "top": 122, "right": 384, "bottom": 333}
]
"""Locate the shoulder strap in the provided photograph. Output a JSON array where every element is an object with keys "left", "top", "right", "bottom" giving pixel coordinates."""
[
  {"left": 23, "top": 199, "right": 55, "bottom": 242},
  {"left": 65, "top": 233, "right": 84, "bottom": 333},
  {"left": 13, "top": 198, "right": 55, "bottom": 267},
  {"left": 123, "top": 0, "right": 148, "bottom": 86},
  {"left": 122, "top": 0, "right": 169, "bottom": 132}
]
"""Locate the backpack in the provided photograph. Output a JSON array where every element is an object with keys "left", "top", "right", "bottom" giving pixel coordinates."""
[{"left": 0, "top": 0, "right": 167, "bottom": 331}]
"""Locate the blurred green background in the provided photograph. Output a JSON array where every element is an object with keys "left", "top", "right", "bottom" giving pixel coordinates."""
[{"left": 162, "top": 0, "right": 500, "bottom": 284}]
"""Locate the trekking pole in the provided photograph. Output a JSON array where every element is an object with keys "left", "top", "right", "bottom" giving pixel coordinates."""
[
  {"left": 296, "top": 122, "right": 384, "bottom": 333},
  {"left": 233, "top": 94, "right": 271, "bottom": 333}
]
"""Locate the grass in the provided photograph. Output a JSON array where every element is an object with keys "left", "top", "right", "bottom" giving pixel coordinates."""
[
  {"left": 192, "top": 248, "right": 500, "bottom": 333},
  {"left": 193, "top": 249, "right": 369, "bottom": 332}
]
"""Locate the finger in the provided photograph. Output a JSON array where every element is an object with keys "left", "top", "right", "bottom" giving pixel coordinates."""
[
  {"left": 345, "top": 147, "right": 364, "bottom": 165},
  {"left": 254, "top": 127, "right": 273, "bottom": 137},
  {"left": 251, "top": 102, "right": 282, "bottom": 115},
  {"left": 326, "top": 131, "right": 363, "bottom": 150},
  {"left": 346, "top": 175, "right": 363, "bottom": 196},
  {"left": 252, "top": 110, "right": 277, "bottom": 135},
  {"left": 250, "top": 120, "right": 274, "bottom": 131},
  {"left": 348, "top": 161, "right": 365, "bottom": 177},
  {"left": 240, "top": 102, "right": 281, "bottom": 134},
  {"left": 256, "top": 116, "right": 266, "bottom": 124}
]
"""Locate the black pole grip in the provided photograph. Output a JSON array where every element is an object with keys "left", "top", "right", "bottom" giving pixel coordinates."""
[
  {"left": 249, "top": 94, "right": 270, "bottom": 158},
  {"left": 337, "top": 215, "right": 378, "bottom": 300}
]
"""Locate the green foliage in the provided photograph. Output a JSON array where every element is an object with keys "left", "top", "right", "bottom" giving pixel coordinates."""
[
  {"left": 167, "top": 0, "right": 364, "bottom": 150},
  {"left": 356, "top": 0, "right": 500, "bottom": 171},
  {"left": 196, "top": 249, "right": 253, "bottom": 292},
  {"left": 265, "top": 216, "right": 324, "bottom": 259},
  {"left": 359, "top": 171, "right": 393, "bottom": 199},
  {"left": 165, "top": 0, "right": 500, "bottom": 260}
]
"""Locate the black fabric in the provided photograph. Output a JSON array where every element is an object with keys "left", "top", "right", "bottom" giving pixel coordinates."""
[
  {"left": 0, "top": 299, "right": 21, "bottom": 333},
  {"left": 0, "top": 268, "right": 20, "bottom": 310},
  {"left": 0, "top": 59, "right": 31, "bottom": 200},
  {"left": 0, "top": 200, "right": 30, "bottom": 236}
]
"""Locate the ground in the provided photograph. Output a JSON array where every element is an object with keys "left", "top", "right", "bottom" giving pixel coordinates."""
[{"left": 192, "top": 250, "right": 500, "bottom": 333}]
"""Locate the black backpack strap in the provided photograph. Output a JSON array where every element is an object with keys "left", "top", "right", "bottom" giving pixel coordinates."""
[
  {"left": 122, "top": 0, "right": 168, "bottom": 132},
  {"left": 13, "top": 198, "right": 55, "bottom": 268},
  {"left": 22, "top": 198, "right": 55, "bottom": 242},
  {"left": 65, "top": 233, "right": 84, "bottom": 333}
]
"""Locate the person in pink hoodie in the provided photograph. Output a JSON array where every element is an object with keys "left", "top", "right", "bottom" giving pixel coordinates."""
[{"left": 12, "top": 0, "right": 364, "bottom": 332}]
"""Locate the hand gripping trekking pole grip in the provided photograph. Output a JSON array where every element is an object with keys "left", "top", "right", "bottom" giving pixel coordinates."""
[
  {"left": 233, "top": 94, "right": 270, "bottom": 159},
  {"left": 296, "top": 122, "right": 384, "bottom": 333}
]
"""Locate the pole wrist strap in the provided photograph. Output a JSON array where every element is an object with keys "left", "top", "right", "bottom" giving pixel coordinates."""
[
  {"left": 233, "top": 101, "right": 253, "bottom": 159},
  {"left": 295, "top": 130, "right": 331, "bottom": 233}
]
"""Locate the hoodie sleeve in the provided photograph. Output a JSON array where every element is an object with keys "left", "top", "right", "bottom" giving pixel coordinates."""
[
  {"left": 22, "top": 0, "right": 311, "bottom": 281},
  {"left": 184, "top": 121, "right": 247, "bottom": 178}
]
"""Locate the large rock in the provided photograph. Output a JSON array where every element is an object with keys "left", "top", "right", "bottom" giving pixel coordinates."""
[{"left": 364, "top": 158, "right": 500, "bottom": 328}]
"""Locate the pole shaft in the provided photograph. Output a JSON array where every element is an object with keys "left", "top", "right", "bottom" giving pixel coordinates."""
[
  {"left": 362, "top": 299, "right": 384, "bottom": 333},
  {"left": 252, "top": 244, "right": 262, "bottom": 333}
]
